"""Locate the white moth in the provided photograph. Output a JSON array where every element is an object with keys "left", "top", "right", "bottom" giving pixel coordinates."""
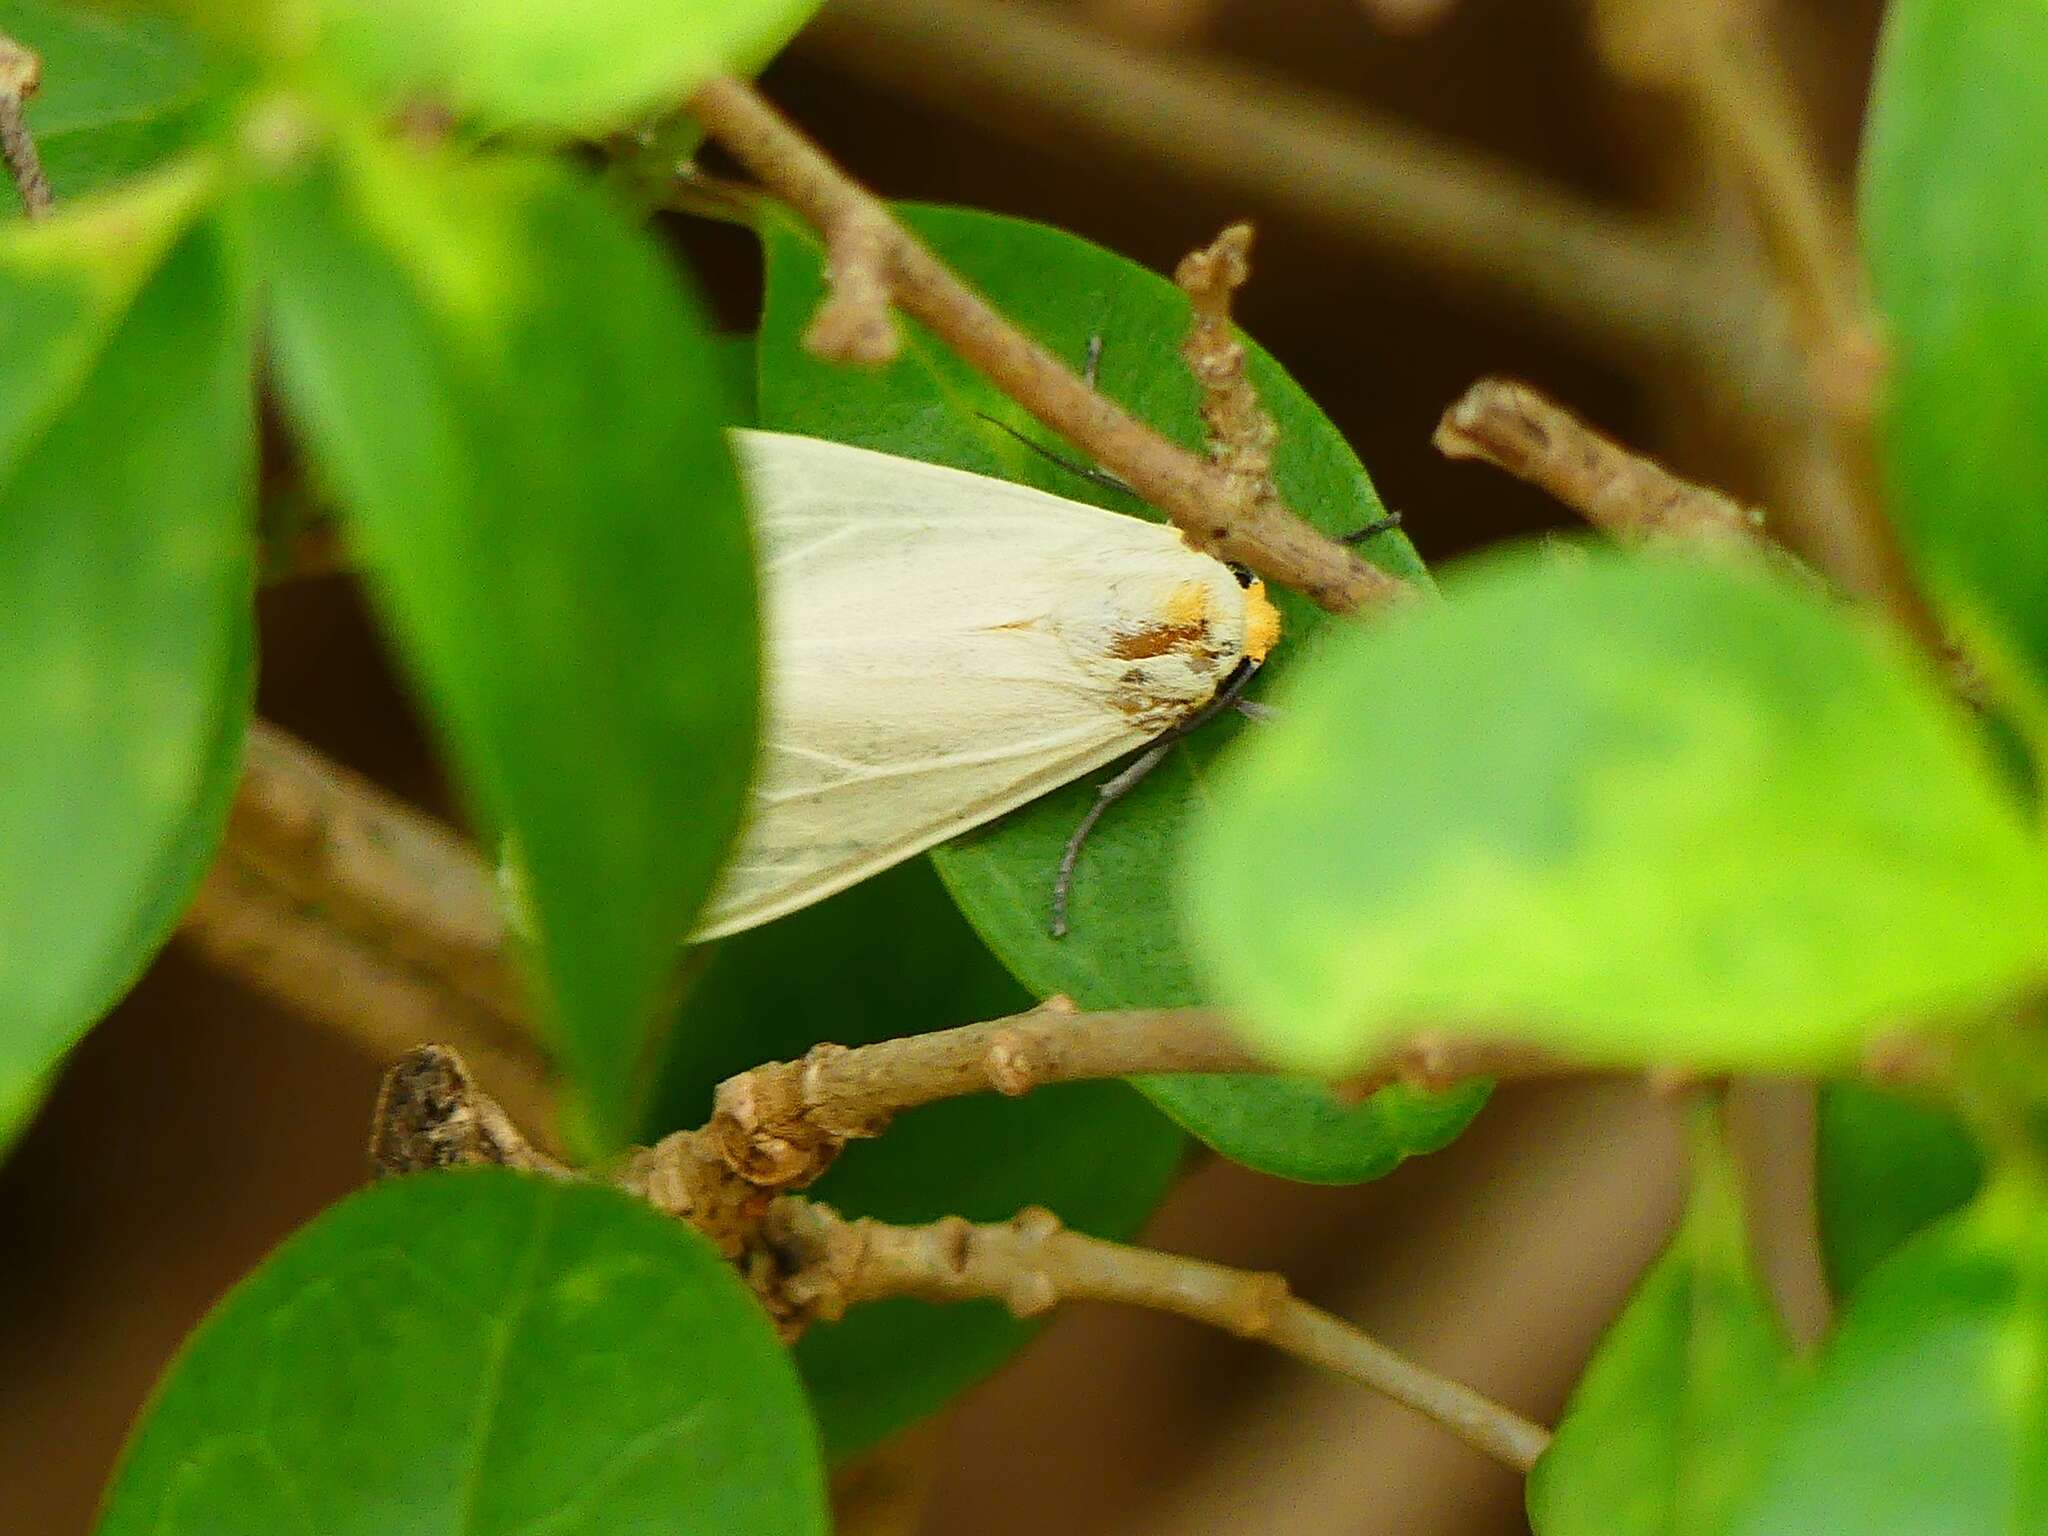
[{"left": 689, "top": 429, "right": 1282, "bottom": 941}]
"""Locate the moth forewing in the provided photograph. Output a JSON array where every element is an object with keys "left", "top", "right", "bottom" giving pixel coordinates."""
[{"left": 689, "top": 430, "right": 1280, "bottom": 941}]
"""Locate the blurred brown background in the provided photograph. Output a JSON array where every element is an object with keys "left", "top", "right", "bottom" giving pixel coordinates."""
[{"left": 0, "top": 1, "right": 1877, "bottom": 1531}]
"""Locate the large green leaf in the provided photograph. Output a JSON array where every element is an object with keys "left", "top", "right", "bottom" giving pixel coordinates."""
[
  {"left": 1863, "top": 0, "right": 2048, "bottom": 689},
  {"left": 294, "top": 0, "right": 821, "bottom": 133},
  {"left": 97, "top": 1169, "right": 829, "bottom": 1535},
  {"left": 254, "top": 138, "right": 758, "bottom": 1149},
  {"left": 644, "top": 855, "right": 1185, "bottom": 1458},
  {"left": 1187, "top": 547, "right": 2048, "bottom": 1075},
  {"left": 0, "top": 177, "right": 254, "bottom": 1148},
  {"left": 757, "top": 202, "right": 1482, "bottom": 1182},
  {"left": 0, "top": 0, "right": 233, "bottom": 206},
  {"left": 1816, "top": 1081, "right": 1983, "bottom": 1302},
  {"left": 1731, "top": 1180, "right": 2048, "bottom": 1536},
  {"left": 1529, "top": 1112, "right": 1800, "bottom": 1536}
]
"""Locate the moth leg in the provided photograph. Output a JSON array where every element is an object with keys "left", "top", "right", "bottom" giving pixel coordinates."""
[
  {"left": 1341, "top": 509, "right": 1404, "bottom": 544},
  {"left": 1083, "top": 331, "right": 1105, "bottom": 389},
  {"left": 1050, "top": 657, "right": 1265, "bottom": 937},
  {"left": 1051, "top": 740, "right": 1172, "bottom": 938},
  {"left": 1234, "top": 698, "right": 1282, "bottom": 723}
]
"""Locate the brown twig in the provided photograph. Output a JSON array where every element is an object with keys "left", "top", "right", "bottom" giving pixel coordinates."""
[
  {"left": 685, "top": 75, "right": 1408, "bottom": 615},
  {"left": 0, "top": 32, "right": 50, "bottom": 217},
  {"left": 1177, "top": 222, "right": 1281, "bottom": 511},
  {"left": 1436, "top": 377, "right": 1764, "bottom": 552},
  {"left": 225, "top": 721, "right": 521, "bottom": 1022},
  {"left": 709, "top": 1001, "right": 1259, "bottom": 1187},
  {"left": 178, "top": 721, "right": 556, "bottom": 1132},
  {"left": 799, "top": 0, "right": 1727, "bottom": 366},
  {"left": 1593, "top": 2, "right": 1876, "bottom": 413},
  {"left": 1589, "top": 2, "right": 1948, "bottom": 667},
  {"left": 764, "top": 1199, "right": 1553, "bottom": 1472},
  {"left": 806, "top": 212, "right": 898, "bottom": 364},
  {"left": 1435, "top": 376, "right": 1989, "bottom": 706},
  {"left": 706, "top": 1001, "right": 1560, "bottom": 1191},
  {"left": 183, "top": 860, "right": 555, "bottom": 1134},
  {"left": 369, "top": 1046, "right": 1550, "bottom": 1468}
]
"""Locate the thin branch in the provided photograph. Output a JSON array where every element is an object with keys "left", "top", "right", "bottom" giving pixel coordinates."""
[
  {"left": 798, "top": 0, "right": 1732, "bottom": 366},
  {"left": 370, "top": 1046, "right": 1551, "bottom": 1469},
  {"left": 225, "top": 721, "right": 521, "bottom": 1022},
  {"left": 1590, "top": 2, "right": 1950, "bottom": 667},
  {"left": 1593, "top": 1, "right": 1876, "bottom": 412},
  {"left": 178, "top": 721, "right": 556, "bottom": 1132},
  {"left": 1436, "top": 377, "right": 1764, "bottom": 552},
  {"left": 806, "top": 211, "right": 898, "bottom": 364},
  {"left": 183, "top": 859, "right": 555, "bottom": 1134},
  {"left": 710, "top": 1001, "right": 1258, "bottom": 1186},
  {"left": 706, "top": 1000, "right": 1561, "bottom": 1191},
  {"left": 1176, "top": 221, "right": 1281, "bottom": 511},
  {"left": 686, "top": 75, "right": 1410, "bottom": 616},
  {"left": 0, "top": 32, "right": 50, "bottom": 217},
  {"left": 765, "top": 1198, "right": 1553, "bottom": 1473}
]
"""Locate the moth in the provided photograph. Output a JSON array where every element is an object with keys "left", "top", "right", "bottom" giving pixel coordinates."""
[{"left": 690, "top": 429, "right": 1285, "bottom": 941}]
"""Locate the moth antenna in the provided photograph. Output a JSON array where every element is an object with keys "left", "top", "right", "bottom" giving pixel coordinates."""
[
  {"left": 1050, "top": 657, "right": 1263, "bottom": 937},
  {"left": 1340, "top": 510, "right": 1404, "bottom": 544},
  {"left": 972, "top": 411, "right": 1136, "bottom": 497}
]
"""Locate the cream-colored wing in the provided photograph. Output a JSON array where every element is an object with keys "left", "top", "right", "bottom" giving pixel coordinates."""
[{"left": 690, "top": 431, "right": 1276, "bottom": 940}]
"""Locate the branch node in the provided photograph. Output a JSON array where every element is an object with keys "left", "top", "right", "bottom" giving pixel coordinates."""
[
  {"left": 981, "top": 1027, "right": 1041, "bottom": 1095},
  {"left": 1220, "top": 1271, "right": 1292, "bottom": 1339},
  {"left": 1176, "top": 221, "right": 1281, "bottom": 520},
  {"left": 711, "top": 1041, "right": 883, "bottom": 1192},
  {"left": 804, "top": 213, "right": 902, "bottom": 364}
]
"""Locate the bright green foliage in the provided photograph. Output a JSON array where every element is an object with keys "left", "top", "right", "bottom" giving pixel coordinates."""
[
  {"left": 1817, "top": 1081, "right": 1983, "bottom": 1301},
  {"left": 644, "top": 857, "right": 1184, "bottom": 1457},
  {"left": 1529, "top": 1114, "right": 1800, "bottom": 1536},
  {"left": 254, "top": 137, "right": 758, "bottom": 1148},
  {"left": 758, "top": 203, "right": 1483, "bottom": 1183},
  {"left": 1863, "top": 0, "right": 2048, "bottom": 690},
  {"left": 1732, "top": 1180, "right": 2048, "bottom": 1536},
  {"left": 1188, "top": 547, "right": 2048, "bottom": 1075},
  {"left": 0, "top": 1, "right": 233, "bottom": 206},
  {"left": 293, "top": 0, "right": 823, "bottom": 132},
  {"left": 0, "top": 175, "right": 254, "bottom": 1149},
  {"left": 96, "top": 1170, "right": 830, "bottom": 1536}
]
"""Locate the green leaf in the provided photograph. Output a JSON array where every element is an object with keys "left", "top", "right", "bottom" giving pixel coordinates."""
[
  {"left": 1188, "top": 547, "right": 2048, "bottom": 1076},
  {"left": 1816, "top": 1081, "right": 1983, "bottom": 1302},
  {"left": 97, "top": 1169, "right": 829, "bottom": 1536},
  {"left": 0, "top": 183, "right": 254, "bottom": 1149},
  {"left": 1529, "top": 1111, "right": 1800, "bottom": 1536},
  {"left": 643, "top": 855, "right": 1185, "bottom": 1458},
  {"left": 1863, "top": 0, "right": 2048, "bottom": 689},
  {"left": 254, "top": 137, "right": 758, "bottom": 1148},
  {"left": 1731, "top": 1180, "right": 2048, "bottom": 1536},
  {"left": 712, "top": 332, "right": 757, "bottom": 427},
  {"left": 758, "top": 202, "right": 1481, "bottom": 1183},
  {"left": 296, "top": 0, "right": 822, "bottom": 133},
  {"left": 0, "top": 0, "right": 234, "bottom": 206}
]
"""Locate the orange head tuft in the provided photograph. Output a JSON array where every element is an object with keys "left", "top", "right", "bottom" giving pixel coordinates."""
[{"left": 1242, "top": 579, "right": 1281, "bottom": 662}]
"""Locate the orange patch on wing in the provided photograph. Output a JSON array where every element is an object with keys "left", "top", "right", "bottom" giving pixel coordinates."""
[{"left": 1109, "top": 581, "right": 1213, "bottom": 659}]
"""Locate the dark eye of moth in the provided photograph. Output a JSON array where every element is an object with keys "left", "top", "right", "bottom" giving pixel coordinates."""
[{"left": 1227, "top": 563, "right": 1255, "bottom": 588}]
